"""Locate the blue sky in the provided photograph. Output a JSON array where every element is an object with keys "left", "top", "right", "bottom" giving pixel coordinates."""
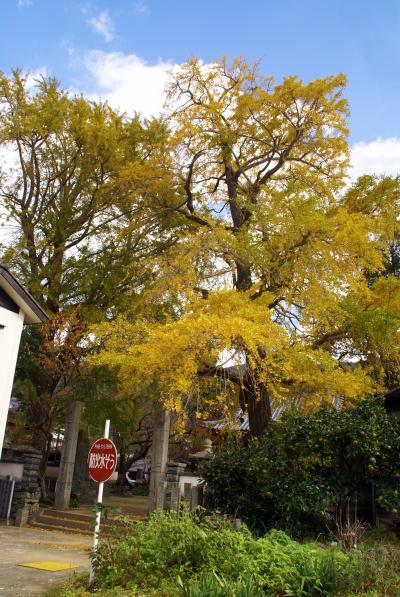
[{"left": 2, "top": 0, "right": 400, "bottom": 176}]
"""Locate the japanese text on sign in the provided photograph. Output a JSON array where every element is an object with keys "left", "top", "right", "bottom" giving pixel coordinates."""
[{"left": 88, "top": 452, "right": 115, "bottom": 470}]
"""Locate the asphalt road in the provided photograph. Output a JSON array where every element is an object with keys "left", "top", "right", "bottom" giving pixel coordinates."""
[{"left": 0, "top": 524, "right": 90, "bottom": 597}]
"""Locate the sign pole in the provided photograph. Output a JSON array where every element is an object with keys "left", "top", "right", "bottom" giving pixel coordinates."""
[{"left": 89, "top": 419, "right": 110, "bottom": 585}]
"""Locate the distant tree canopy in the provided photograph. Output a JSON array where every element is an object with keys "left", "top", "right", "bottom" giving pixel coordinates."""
[
  {"left": 344, "top": 175, "right": 400, "bottom": 388},
  {"left": 93, "top": 57, "right": 400, "bottom": 437}
]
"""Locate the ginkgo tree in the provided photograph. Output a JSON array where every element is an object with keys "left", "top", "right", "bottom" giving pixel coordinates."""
[
  {"left": 340, "top": 174, "right": 400, "bottom": 387},
  {"left": 93, "top": 57, "right": 399, "bottom": 437}
]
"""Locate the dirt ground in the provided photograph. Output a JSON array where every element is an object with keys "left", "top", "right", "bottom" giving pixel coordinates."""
[
  {"left": 74, "top": 494, "right": 148, "bottom": 518},
  {"left": 0, "top": 525, "right": 90, "bottom": 597}
]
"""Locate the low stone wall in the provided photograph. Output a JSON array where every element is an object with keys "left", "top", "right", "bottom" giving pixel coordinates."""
[{"left": 1, "top": 445, "right": 41, "bottom": 526}]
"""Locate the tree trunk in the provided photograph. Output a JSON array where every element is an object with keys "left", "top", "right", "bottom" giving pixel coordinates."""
[
  {"left": 240, "top": 378, "right": 272, "bottom": 437},
  {"left": 116, "top": 441, "right": 152, "bottom": 493},
  {"left": 116, "top": 442, "right": 127, "bottom": 491},
  {"left": 225, "top": 164, "right": 271, "bottom": 435},
  {"left": 39, "top": 434, "right": 53, "bottom": 499},
  {"left": 247, "top": 386, "right": 272, "bottom": 436}
]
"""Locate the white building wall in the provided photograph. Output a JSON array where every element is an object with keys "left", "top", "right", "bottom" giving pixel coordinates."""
[{"left": 0, "top": 306, "right": 24, "bottom": 457}]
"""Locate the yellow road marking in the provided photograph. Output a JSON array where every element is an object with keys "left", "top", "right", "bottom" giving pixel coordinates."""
[{"left": 18, "top": 561, "right": 79, "bottom": 572}]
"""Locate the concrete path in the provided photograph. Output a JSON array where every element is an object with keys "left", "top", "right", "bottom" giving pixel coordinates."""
[{"left": 0, "top": 524, "right": 90, "bottom": 597}]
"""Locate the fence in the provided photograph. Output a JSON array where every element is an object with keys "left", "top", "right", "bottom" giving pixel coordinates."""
[{"left": 0, "top": 475, "right": 15, "bottom": 521}]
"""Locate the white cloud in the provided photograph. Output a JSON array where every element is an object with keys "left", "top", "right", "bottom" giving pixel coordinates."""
[
  {"left": 9, "top": 50, "right": 400, "bottom": 188},
  {"left": 25, "top": 67, "right": 48, "bottom": 91},
  {"left": 61, "top": 39, "right": 75, "bottom": 58},
  {"left": 88, "top": 10, "right": 115, "bottom": 43},
  {"left": 84, "top": 50, "right": 176, "bottom": 116},
  {"left": 17, "top": 0, "right": 33, "bottom": 7},
  {"left": 350, "top": 137, "right": 400, "bottom": 179},
  {"left": 133, "top": 2, "right": 150, "bottom": 15}
]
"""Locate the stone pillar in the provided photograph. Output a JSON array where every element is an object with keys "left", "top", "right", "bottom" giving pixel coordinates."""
[
  {"left": 164, "top": 462, "right": 186, "bottom": 512},
  {"left": 12, "top": 449, "right": 41, "bottom": 526},
  {"left": 148, "top": 404, "right": 170, "bottom": 513},
  {"left": 55, "top": 401, "right": 82, "bottom": 509},
  {"left": 164, "top": 483, "right": 180, "bottom": 512},
  {"left": 166, "top": 462, "right": 186, "bottom": 482},
  {"left": 21, "top": 451, "right": 42, "bottom": 490}
]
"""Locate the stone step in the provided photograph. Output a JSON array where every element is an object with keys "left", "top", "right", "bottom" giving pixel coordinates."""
[
  {"left": 45, "top": 507, "right": 127, "bottom": 522},
  {"left": 29, "top": 521, "right": 93, "bottom": 536},
  {"left": 35, "top": 513, "right": 108, "bottom": 531},
  {"left": 29, "top": 507, "right": 121, "bottom": 536},
  {"left": 44, "top": 508, "right": 105, "bottom": 523}
]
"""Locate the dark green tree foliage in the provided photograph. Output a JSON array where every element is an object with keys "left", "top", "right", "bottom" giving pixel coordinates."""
[{"left": 200, "top": 398, "right": 400, "bottom": 537}]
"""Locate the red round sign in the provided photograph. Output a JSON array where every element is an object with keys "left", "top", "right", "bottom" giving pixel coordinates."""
[{"left": 87, "top": 437, "right": 117, "bottom": 483}]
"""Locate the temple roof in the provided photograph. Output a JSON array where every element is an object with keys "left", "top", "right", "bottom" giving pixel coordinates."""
[{"left": 0, "top": 265, "right": 48, "bottom": 324}]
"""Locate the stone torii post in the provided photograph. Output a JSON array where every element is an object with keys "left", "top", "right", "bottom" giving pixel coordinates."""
[{"left": 148, "top": 403, "right": 170, "bottom": 512}]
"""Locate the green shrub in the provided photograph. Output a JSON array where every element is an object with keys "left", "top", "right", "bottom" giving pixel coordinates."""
[
  {"left": 200, "top": 397, "right": 400, "bottom": 537},
  {"left": 94, "top": 509, "right": 252, "bottom": 591},
  {"left": 49, "top": 511, "right": 400, "bottom": 596},
  {"left": 246, "top": 530, "right": 351, "bottom": 596},
  {"left": 94, "top": 509, "right": 363, "bottom": 596},
  {"left": 198, "top": 437, "right": 274, "bottom": 532}
]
